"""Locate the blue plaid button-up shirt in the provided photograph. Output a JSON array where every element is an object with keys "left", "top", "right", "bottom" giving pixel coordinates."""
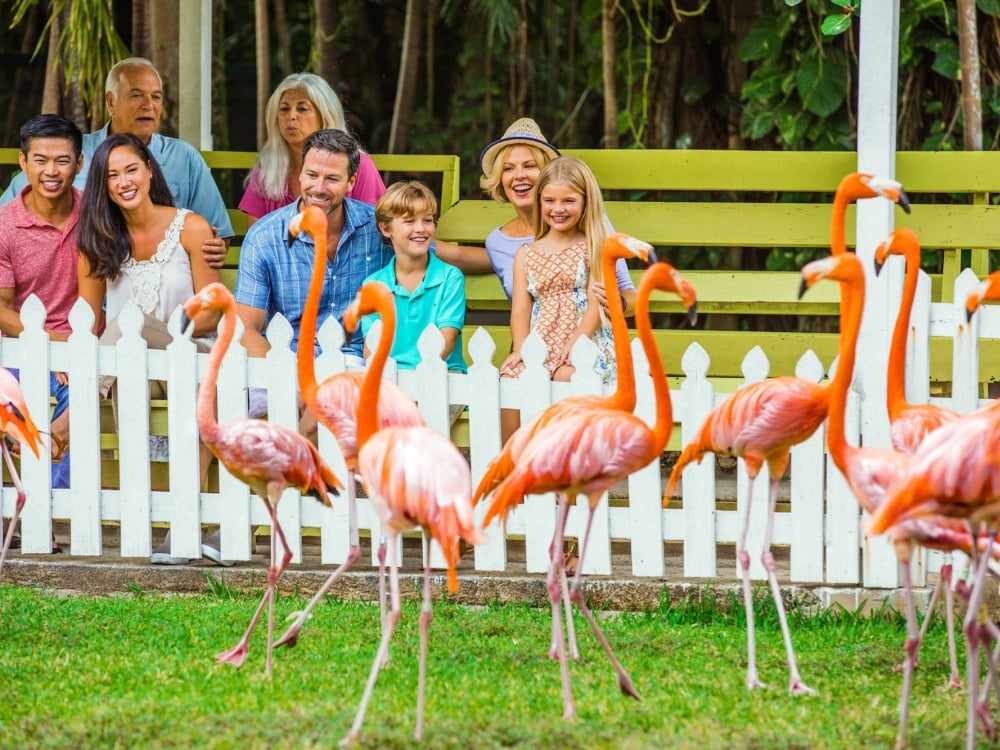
[{"left": 234, "top": 198, "right": 393, "bottom": 359}]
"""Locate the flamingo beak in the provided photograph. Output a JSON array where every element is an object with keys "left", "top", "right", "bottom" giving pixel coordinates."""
[
  {"left": 686, "top": 301, "right": 698, "bottom": 326},
  {"left": 898, "top": 188, "right": 911, "bottom": 214},
  {"left": 798, "top": 277, "right": 809, "bottom": 300},
  {"left": 180, "top": 309, "right": 195, "bottom": 337},
  {"left": 874, "top": 256, "right": 885, "bottom": 276},
  {"left": 287, "top": 212, "right": 303, "bottom": 248}
]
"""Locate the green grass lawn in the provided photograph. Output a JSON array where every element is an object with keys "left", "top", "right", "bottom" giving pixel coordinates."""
[{"left": 0, "top": 579, "right": 977, "bottom": 749}]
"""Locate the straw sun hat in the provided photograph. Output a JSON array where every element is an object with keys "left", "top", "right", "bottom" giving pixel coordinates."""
[{"left": 479, "top": 117, "right": 560, "bottom": 180}]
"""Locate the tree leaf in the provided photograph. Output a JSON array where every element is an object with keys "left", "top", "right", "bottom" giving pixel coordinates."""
[
  {"left": 796, "top": 50, "right": 849, "bottom": 118},
  {"left": 739, "top": 14, "right": 783, "bottom": 62},
  {"left": 821, "top": 14, "right": 853, "bottom": 36}
]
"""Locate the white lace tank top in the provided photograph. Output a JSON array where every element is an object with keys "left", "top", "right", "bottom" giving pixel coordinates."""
[{"left": 105, "top": 208, "right": 209, "bottom": 339}]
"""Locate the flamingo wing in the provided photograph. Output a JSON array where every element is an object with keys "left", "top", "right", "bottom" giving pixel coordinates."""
[
  {"left": 484, "top": 411, "right": 656, "bottom": 528},
  {"left": 889, "top": 405, "right": 959, "bottom": 455}
]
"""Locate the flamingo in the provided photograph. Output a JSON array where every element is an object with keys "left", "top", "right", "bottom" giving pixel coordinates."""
[
  {"left": 180, "top": 282, "right": 343, "bottom": 677},
  {"left": 481, "top": 261, "right": 697, "bottom": 720},
  {"left": 866, "top": 270, "right": 1000, "bottom": 750},
  {"left": 0, "top": 368, "right": 42, "bottom": 573},
  {"left": 339, "top": 280, "right": 482, "bottom": 746},
  {"left": 472, "top": 232, "right": 676, "bottom": 659},
  {"left": 273, "top": 205, "right": 421, "bottom": 651},
  {"left": 874, "top": 226, "right": 963, "bottom": 690},
  {"left": 829, "top": 172, "right": 910, "bottom": 258},
  {"left": 801, "top": 252, "right": 984, "bottom": 749}
]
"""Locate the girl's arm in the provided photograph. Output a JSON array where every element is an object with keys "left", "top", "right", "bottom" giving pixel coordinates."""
[
  {"left": 500, "top": 245, "right": 532, "bottom": 370},
  {"left": 182, "top": 212, "right": 224, "bottom": 336},
  {"left": 76, "top": 254, "right": 107, "bottom": 336}
]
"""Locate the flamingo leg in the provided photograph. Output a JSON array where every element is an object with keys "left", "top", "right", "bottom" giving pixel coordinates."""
[
  {"left": 276, "top": 473, "right": 361, "bottom": 649},
  {"left": 914, "top": 558, "right": 962, "bottom": 690},
  {"left": 415, "top": 554, "right": 432, "bottom": 741},
  {"left": 736, "top": 475, "right": 764, "bottom": 691},
  {"left": 760, "top": 476, "right": 815, "bottom": 696},
  {"left": 895, "top": 555, "right": 920, "bottom": 750},
  {"left": 567, "top": 499, "right": 640, "bottom": 701},
  {"left": 341, "top": 535, "right": 402, "bottom": 747},
  {"left": 545, "top": 494, "right": 575, "bottom": 720},
  {"left": 215, "top": 499, "right": 292, "bottom": 676},
  {"left": 547, "top": 493, "right": 578, "bottom": 661},
  {"left": 0, "top": 441, "right": 26, "bottom": 573},
  {"left": 962, "top": 530, "right": 996, "bottom": 750}
]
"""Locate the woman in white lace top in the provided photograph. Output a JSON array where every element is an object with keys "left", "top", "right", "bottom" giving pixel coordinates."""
[{"left": 77, "top": 133, "right": 228, "bottom": 566}]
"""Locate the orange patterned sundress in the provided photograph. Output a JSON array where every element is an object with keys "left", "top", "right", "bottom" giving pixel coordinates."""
[{"left": 501, "top": 240, "right": 615, "bottom": 383}]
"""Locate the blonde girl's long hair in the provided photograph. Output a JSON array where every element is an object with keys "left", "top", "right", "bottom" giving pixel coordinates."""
[
  {"left": 533, "top": 156, "right": 608, "bottom": 284},
  {"left": 251, "top": 73, "right": 349, "bottom": 200}
]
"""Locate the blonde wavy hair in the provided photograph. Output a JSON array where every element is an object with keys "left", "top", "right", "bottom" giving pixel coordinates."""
[
  {"left": 532, "top": 156, "right": 608, "bottom": 283},
  {"left": 479, "top": 143, "right": 557, "bottom": 204}
]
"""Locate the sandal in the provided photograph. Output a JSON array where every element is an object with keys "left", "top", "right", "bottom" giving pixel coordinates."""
[{"left": 51, "top": 433, "right": 69, "bottom": 463}]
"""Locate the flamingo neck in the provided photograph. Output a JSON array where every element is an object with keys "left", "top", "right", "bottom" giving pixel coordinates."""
[
  {"left": 357, "top": 297, "right": 396, "bottom": 448},
  {"left": 634, "top": 281, "right": 672, "bottom": 452},
  {"left": 885, "top": 249, "right": 918, "bottom": 420},
  {"left": 297, "top": 223, "right": 327, "bottom": 406},
  {"left": 826, "top": 273, "right": 865, "bottom": 471},
  {"left": 196, "top": 300, "right": 235, "bottom": 444},
  {"left": 603, "top": 253, "right": 635, "bottom": 412},
  {"left": 830, "top": 191, "right": 849, "bottom": 256}
]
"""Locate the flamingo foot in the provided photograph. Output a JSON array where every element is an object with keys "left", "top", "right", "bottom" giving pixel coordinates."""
[
  {"left": 215, "top": 642, "right": 249, "bottom": 668},
  {"left": 562, "top": 704, "right": 576, "bottom": 721},
  {"left": 274, "top": 610, "right": 309, "bottom": 649},
  {"left": 945, "top": 675, "right": 963, "bottom": 690},
  {"left": 339, "top": 729, "right": 360, "bottom": 747},
  {"left": 976, "top": 698, "right": 996, "bottom": 740},
  {"left": 789, "top": 679, "right": 818, "bottom": 697},
  {"left": 619, "top": 674, "right": 642, "bottom": 701},
  {"left": 746, "top": 673, "right": 766, "bottom": 691}
]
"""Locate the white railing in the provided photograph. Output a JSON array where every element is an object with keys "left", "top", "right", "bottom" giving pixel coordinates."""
[{"left": 2, "top": 266, "right": 997, "bottom": 590}]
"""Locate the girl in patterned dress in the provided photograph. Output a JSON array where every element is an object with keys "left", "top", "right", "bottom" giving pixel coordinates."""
[{"left": 498, "top": 156, "right": 615, "bottom": 441}]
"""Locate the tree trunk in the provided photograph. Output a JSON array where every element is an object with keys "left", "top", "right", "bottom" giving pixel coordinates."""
[
  {"left": 275, "top": 0, "right": 292, "bottom": 78},
  {"left": 255, "top": 0, "right": 270, "bottom": 146},
  {"left": 132, "top": 0, "right": 151, "bottom": 59},
  {"left": 41, "top": 12, "right": 62, "bottom": 114},
  {"left": 388, "top": 0, "right": 425, "bottom": 154},
  {"left": 150, "top": 3, "right": 180, "bottom": 136},
  {"left": 316, "top": 0, "right": 338, "bottom": 86},
  {"left": 957, "top": 0, "right": 982, "bottom": 151},
  {"left": 602, "top": 0, "right": 618, "bottom": 147}
]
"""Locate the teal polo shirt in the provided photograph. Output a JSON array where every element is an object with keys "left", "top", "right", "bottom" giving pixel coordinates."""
[{"left": 361, "top": 253, "right": 467, "bottom": 373}]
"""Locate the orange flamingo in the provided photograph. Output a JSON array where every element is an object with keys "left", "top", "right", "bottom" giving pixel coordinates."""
[
  {"left": 866, "top": 271, "right": 1000, "bottom": 749},
  {"left": 874, "top": 226, "right": 963, "bottom": 690},
  {"left": 802, "top": 252, "right": 982, "bottom": 749},
  {"left": 481, "top": 261, "right": 697, "bottom": 720},
  {"left": 181, "top": 283, "right": 342, "bottom": 677},
  {"left": 0, "top": 368, "right": 42, "bottom": 573},
  {"left": 473, "top": 232, "right": 676, "bottom": 658},
  {"left": 340, "top": 280, "right": 482, "bottom": 746},
  {"left": 274, "top": 205, "right": 421, "bottom": 650},
  {"left": 829, "top": 172, "right": 910, "bottom": 257}
]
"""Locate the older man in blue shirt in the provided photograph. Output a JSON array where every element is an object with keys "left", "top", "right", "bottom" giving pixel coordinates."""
[
  {"left": 0, "top": 57, "right": 233, "bottom": 242},
  {"left": 235, "top": 129, "right": 392, "bottom": 420}
]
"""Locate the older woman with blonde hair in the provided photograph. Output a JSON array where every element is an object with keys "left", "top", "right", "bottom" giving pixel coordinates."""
[{"left": 238, "top": 72, "right": 385, "bottom": 225}]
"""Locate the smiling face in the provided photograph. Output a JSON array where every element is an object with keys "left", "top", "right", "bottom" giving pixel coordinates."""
[
  {"left": 105, "top": 145, "right": 152, "bottom": 210},
  {"left": 298, "top": 147, "right": 357, "bottom": 216},
  {"left": 539, "top": 180, "right": 584, "bottom": 235},
  {"left": 277, "top": 87, "right": 322, "bottom": 152},
  {"left": 18, "top": 136, "right": 82, "bottom": 203},
  {"left": 500, "top": 145, "right": 544, "bottom": 214},
  {"left": 106, "top": 65, "right": 163, "bottom": 143},
  {"left": 378, "top": 198, "right": 436, "bottom": 261}
]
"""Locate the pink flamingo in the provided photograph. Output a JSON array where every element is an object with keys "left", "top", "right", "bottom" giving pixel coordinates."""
[
  {"left": 866, "top": 270, "right": 1000, "bottom": 750},
  {"left": 828, "top": 172, "right": 910, "bottom": 258},
  {"left": 339, "top": 281, "right": 482, "bottom": 746},
  {"left": 0, "top": 368, "right": 42, "bottom": 573},
  {"left": 181, "top": 283, "right": 343, "bottom": 677},
  {"left": 481, "top": 261, "right": 697, "bottom": 720},
  {"left": 274, "top": 205, "right": 421, "bottom": 650},
  {"left": 874, "top": 226, "right": 963, "bottom": 691}
]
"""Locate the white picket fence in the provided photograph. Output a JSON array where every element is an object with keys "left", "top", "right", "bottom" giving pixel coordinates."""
[{"left": 2, "top": 266, "right": 997, "bottom": 590}]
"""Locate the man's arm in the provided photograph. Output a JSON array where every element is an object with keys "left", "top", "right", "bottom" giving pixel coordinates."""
[{"left": 0, "top": 288, "right": 23, "bottom": 337}]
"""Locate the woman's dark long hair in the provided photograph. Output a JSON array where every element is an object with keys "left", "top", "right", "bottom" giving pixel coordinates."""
[{"left": 78, "top": 133, "right": 174, "bottom": 281}]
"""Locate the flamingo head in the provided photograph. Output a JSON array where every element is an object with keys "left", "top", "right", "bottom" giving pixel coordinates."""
[
  {"left": 799, "top": 253, "right": 864, "bottom": 298},
  {"left": 287, "top": 205, "right": 328, "bottom": 247},
  {"left": 641, "top": 261, "right": 699, "bottom": 326},
  {"left": 858, "top": 174, "right": 911, "bottom": 214},
  {"left": 873, "top": 227, "right": 920, "bottom": 277},
  {"left": 180, "top": 282, "right": 232, "bottom": 334},
  {"left": 342, "top": 280, "right": 395, "bottom": 337},
  {"left": 604, "top": 232, "right": 657, "bottom": 265},
  {"left": 965, "top": 270, "right": 1000, "bottom": 323}
]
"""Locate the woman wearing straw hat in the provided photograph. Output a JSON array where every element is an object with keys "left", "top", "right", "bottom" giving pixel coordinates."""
[{"left": 476, "top": 117, "right": 637, "bottom": 315}]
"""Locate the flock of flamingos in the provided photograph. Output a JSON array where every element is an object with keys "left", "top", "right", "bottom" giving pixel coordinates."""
[{"left": 0, "top": 173, "right": 999, "bottom": 747}]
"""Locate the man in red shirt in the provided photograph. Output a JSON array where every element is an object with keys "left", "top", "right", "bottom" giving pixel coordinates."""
[{"left": 0, "top": 114, "right": 83, "bottom": 496}]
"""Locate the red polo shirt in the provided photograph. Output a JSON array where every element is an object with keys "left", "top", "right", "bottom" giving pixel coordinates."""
[{"left": 0, "top": 186, "right": 81, "bottom": 335}]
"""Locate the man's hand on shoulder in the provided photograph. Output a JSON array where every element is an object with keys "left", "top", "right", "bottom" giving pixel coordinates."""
[{"left": 202, "top": 226, "right": 229, "bottom": 269}]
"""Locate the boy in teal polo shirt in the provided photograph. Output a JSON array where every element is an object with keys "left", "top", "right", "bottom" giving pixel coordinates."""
[{"left": 361, "top": 180, "right": 467, "bottom": 375}]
